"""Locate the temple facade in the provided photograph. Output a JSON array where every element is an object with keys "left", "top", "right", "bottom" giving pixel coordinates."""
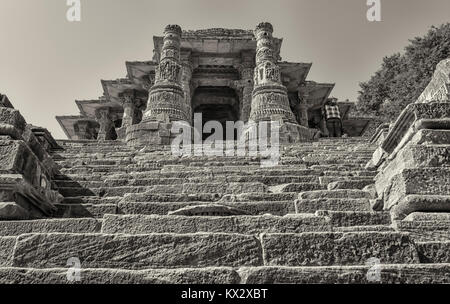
[{"left": 56, "top": 24, "right": 370, "bottom": 143}]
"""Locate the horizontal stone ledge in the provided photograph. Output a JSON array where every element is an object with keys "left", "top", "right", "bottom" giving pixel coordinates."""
[
  {"left": 11, "top": 233, "right": 263, "bottom": 269},
  {"left": 0, "top": 218, "right": 102, "bottom": 236},
  {"left": 101, "top": 214, "right": 331, "bottom": 235},
  {"left": 240, "top": 264, "right": 450, "bottom": 284},
  {"left": 295, "top": 198, "right": 371, "bottom": 213},
  {"left": 0, "top": 267, "right": 240, "bottom": 284},
  {"left": 118, "top": 201, "right": 295, "bottom": 216},
  {"left": 261, "top": 232, "right": 419, "bottom": 267},
  {"left": 393, "top": 219, "right": 450, "bottom": 242}
]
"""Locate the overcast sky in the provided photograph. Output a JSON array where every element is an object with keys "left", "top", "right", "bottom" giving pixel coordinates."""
[{"left": 1, "top": 0, "right": 449, "bottom": 139}]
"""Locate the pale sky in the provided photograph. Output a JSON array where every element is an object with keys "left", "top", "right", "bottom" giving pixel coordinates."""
[{"left": 1, "top": 0, "right": 449, "bottom": 139}]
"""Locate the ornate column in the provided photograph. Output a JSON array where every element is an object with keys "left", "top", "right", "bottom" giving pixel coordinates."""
[
  {"left": 95, "top": 107, "right": 115, "bottom": 141},
  {"left": 142, "top": 25, "right": 188, "bottom": 123},
  {"left": 181, "top": 51, "right": 194, "bottom": 124},
  {"left": 237, "top": 51, "right": 255, "bottom": 122},
  {"left": 296, "top": 91, "right": 309, "bottom": 127},
  {"left": 249, "top": 22, "right": 296, "bottom": 123},
  {"left": 121, "top": 93, "right": 137, "bottom": 128}
]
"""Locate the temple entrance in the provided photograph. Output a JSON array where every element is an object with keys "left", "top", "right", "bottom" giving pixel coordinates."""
[{"left": 191, "top": 86, "right": 240, "bottom": 140}]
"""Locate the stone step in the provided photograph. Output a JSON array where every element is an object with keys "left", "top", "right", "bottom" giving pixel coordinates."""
[
  {"left": 0, "top": 219, "right": 102, "bottom": 236},
  {"left": 57, "top": 182, "right": 268, "bottom": 198},
  {"left": 240, "top": 264, "right": 450, "bottom": 284},
  {"left": 118, "top": 201, "right": 296, "bottom": 216},
  {"left": 102, "top": 214, "right": 332, "bottom": 235},
  {"left": 54, "top": 203, "right": 117, "bottom": 218},
  {"left": 261, "top": 232, "right": 419, "bottom": 266},
  {"left": 295, "top": 198, "right": 371, "bottom": 213},
  {"left": 55, "top": 175, "right": 321, "bottom": 188},
  {"left": 394, "top": 219, "right": 450, "bottom": 242},
  {"left": 298, "top": 189, "right": 373, "bottom": 200},
  {"left": 315, "top": 210, "right": 391, "bottom": 227},
  {"left": 2, "top": 264, "right": 448, "bottom": 284},
  {"left": 0, "top": 267, "right": 240, "bottom": 284},
  {"left": 8, "top": 233, "right": 263, "bottom": 269},
  {"left": 4, "top": 231, "right": 418, "bottom": 269}
]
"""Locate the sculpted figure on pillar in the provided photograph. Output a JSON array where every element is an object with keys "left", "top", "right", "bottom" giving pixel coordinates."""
[
  {"left": 249, "top": 22, "right": 297, "bottom": 123},
  {"left": 142, "top": 25, "right": 189, "bottom": 123},
  {"left": 95, "top": 107, "right": 116, "bottom": 141}
]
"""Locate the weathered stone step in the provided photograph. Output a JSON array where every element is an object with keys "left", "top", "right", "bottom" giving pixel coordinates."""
[
  {"left": 240, "top": 264, "right": 450, "bottom": 284},
  {"left": 270, "top": 183, "right": 326, "bottom": 193},
  {"left": 58, "top": 182, "right": 268, "bottom": 198},
  {"left": 102, "top": 214, "right": 331, "bottom": 234},
  {"left": 0, "top": 267, "right": 240, "bottom": 284},
  {"left": 123, "top": 192, "right": 223, "bottom": 203},
  {"left": 298, "top": 189, "right": 373, "bottom": 200},
  {"left": 295, "top": 198, "right": 371, "bottom": 213},
  {"left": 0, "top": 219, "right": 102, "bottom": 236},
  {"left": 54, "top": 203, "right": 117, "bottom": 218},
  {"left": 261, "top": 232, "right": 419, "bottom": 266},
  {"left": 55, "top": 175, "right": 320, "bottom": 188},
  {"left": 8, "top": 233, "right": 263, "bottom": 269},
  {"left": 4, "top": 231, "right": 418, "bottom": 269},
  {"left": 118, "top": 201, "right": 295, "bottom": 216},
  {"left": 315, "top": 210, "right": 391, "bottom": 227},
  {"left": 394, "top": 220, "right": 450, "bottom": 242},
  {"left": 327, "top": 180, "right": 375, "bottom": 190}
]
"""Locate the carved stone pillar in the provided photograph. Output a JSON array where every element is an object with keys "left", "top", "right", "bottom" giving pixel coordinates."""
[
  {"left": 237, "top": 54, "right": 255, "bottom": 122},
  {"left": 181, "top": 53, "right": 193, "bottom": 124},
  {"left": 296, "top": 92, "right": 309, "bottom": 127},
  {"left": 95, "top": 108, "right": 115, "bottom": 141},
  {"left": 121, "top": 94, "right": 137, "bottom": 128},
  {"left": 142, "top": 25, "right": 188, "bottom": 123},
  {"left": 249, "top": 22, "right": 296, "bottom": 123}
]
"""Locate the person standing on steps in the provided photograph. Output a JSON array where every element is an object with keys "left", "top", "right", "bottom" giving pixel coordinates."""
[{"left": 322, "top": 98, "right": 343, "bottom": 138}]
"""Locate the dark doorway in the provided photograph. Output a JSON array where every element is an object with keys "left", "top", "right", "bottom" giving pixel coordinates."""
[{"left": 192, "top": 86, "right": 240, "bottom": 140}]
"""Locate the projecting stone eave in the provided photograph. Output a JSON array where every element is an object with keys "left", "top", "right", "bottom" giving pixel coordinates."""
[
  {"left": 125, "top": 61, "right": 157, "bottom": 88},
  {"left": 75, "top": 99, "right": 122, "bottom": 119},
  {"left": 300, "top": 82, "right": 335, "bottom": 110},
  {"left": 55, "top": 115, "right": 96, "bottom": 140},
  {"left": 279, "top": 62, "right": 313, "bottom": 91},
  {"left": 101, "top": 79, "right": 148, "bottom": 108}
]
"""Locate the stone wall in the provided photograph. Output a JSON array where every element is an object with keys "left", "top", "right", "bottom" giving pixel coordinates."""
[
  {"left": 368, "top": 59, "right": 450, "bottom": 220},
  {"left": 0, "top": 95, "right": 62, "bottom": 220}
]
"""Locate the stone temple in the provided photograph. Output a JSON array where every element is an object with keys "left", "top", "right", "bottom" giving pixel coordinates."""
[{"left": 0, "top": 23, "right": 449, "bottom": 284}]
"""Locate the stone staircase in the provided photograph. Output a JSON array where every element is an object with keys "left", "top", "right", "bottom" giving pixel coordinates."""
[{"left": 1, "top": 137, "right": 449, "bottom": 284}]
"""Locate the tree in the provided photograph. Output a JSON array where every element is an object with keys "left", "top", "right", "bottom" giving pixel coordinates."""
[{"left": 357, "top": 23, "right": 450, "bottom": 122}]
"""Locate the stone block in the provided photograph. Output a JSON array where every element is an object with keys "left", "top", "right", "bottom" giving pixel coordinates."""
[
  {"left": 0, "top": 108, "right": 26, "bottom": 137},
  {"left": 382, "top": 168, "right": 450, "bottom": 217},
  {"left": 12, "top": 233, "right": 263, "bottom": 269},
  {"left": 102, "top": 214, "right": 331, "bottom": 235},
  {"left": 390, "top": 195, "right": 450, "bottom": 220},
  {"left": 261, "top": 232, "right": 419, "bottom": 266},
  {"left": 241, "top": 265, "right": 450, "bottom": 284}
]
